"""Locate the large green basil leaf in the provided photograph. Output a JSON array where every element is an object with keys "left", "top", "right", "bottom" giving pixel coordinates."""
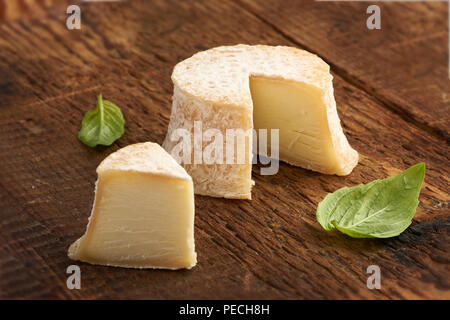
[
  {"left": 78, "top": 94, "right": 125, "bottom": 147},
  {"left": 317, "top": 163, "right": 426, "bottom": 238}
]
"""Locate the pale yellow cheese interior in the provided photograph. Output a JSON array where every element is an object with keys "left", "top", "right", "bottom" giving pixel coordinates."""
[
  {"left": 69, "top": 171, "right": 196, "bottom": 269},
  {"left": 250, "top": 76, "right": 339, "bottom": 173},
  {"left": 164, "top": 45, "right": 359, "bottom": 198}
]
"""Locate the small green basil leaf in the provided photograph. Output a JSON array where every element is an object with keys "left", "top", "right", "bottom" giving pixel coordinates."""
[
  {"left": 78, "top": 94, "right": 125, "bottom": 147},
  {"left": 317, "top": 163, "right": 426, "bottom": 238}
]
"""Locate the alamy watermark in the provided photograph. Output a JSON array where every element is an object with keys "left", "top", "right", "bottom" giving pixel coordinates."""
[
  {"left": 168, "top": 121, "right": 280, "bottom": 175},
  {"left": 366, "top": 5, "right": 381, "bottom": 30},
  {"left": 66, "top": 5, "right": 81, "bottom": 30},
  {"left": 66, "top": 265, "right": 81, "bottom": 290},
  {"left": 366, "top": 265, "right": 381, "bottom": 289}
]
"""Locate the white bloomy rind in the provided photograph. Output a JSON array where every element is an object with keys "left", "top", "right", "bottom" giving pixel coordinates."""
[
  {"left": 68, "top": 142, "right": 197, "bottom": 270},
  {"left": 163, "top": 44, "right": 358, "bottom": 199}
]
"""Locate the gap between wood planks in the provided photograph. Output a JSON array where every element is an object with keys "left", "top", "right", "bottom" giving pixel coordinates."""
[{"left": 232, "top": 0, "right": 449, "bottom": 144}]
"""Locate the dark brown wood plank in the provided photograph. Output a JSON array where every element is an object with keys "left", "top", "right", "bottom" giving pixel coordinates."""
[
  {"left": 0, "top": 0, "right": 448, "bottom": 299},
  {"left": 237, "top": 0, "right": 450, "bottom": 141}
]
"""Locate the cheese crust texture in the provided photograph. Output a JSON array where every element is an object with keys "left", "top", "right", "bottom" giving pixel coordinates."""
[
  {"left": 68, "top": 142, "right": 197, "bottom": 270},
  {"left": 163, "top": 45, "right": 358, "bottom": 199}
]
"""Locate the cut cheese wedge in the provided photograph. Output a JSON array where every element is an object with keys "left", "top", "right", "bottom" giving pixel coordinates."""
[
  {"left": 68, "top": 142, "right": 197, "bottom": 269},
  {"left": 163, "top": 45, "right": 358, "bottom": 199}
]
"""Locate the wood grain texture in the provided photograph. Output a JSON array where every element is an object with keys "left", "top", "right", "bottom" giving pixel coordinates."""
[
  {"left": 0, "top": 0, "right": 448, "bottom": 299},
  {"left": 238, "top": 0, "right": 450, "bottom": 141},
  {"left": 0, "top": 0, "right": 60, "bottom": 23}
]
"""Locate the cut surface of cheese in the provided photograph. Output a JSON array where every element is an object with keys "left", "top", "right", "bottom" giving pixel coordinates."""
[
  {"left": 68, "top": 142, "right": 197, "bottom": 270},
  {"left": 163, "top": 45, "right": 358, "bottom": 199}
]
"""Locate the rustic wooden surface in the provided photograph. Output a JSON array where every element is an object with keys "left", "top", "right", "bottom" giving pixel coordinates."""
[{"left": 0, "top": 0, "right": 448, "bottom": 299}]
